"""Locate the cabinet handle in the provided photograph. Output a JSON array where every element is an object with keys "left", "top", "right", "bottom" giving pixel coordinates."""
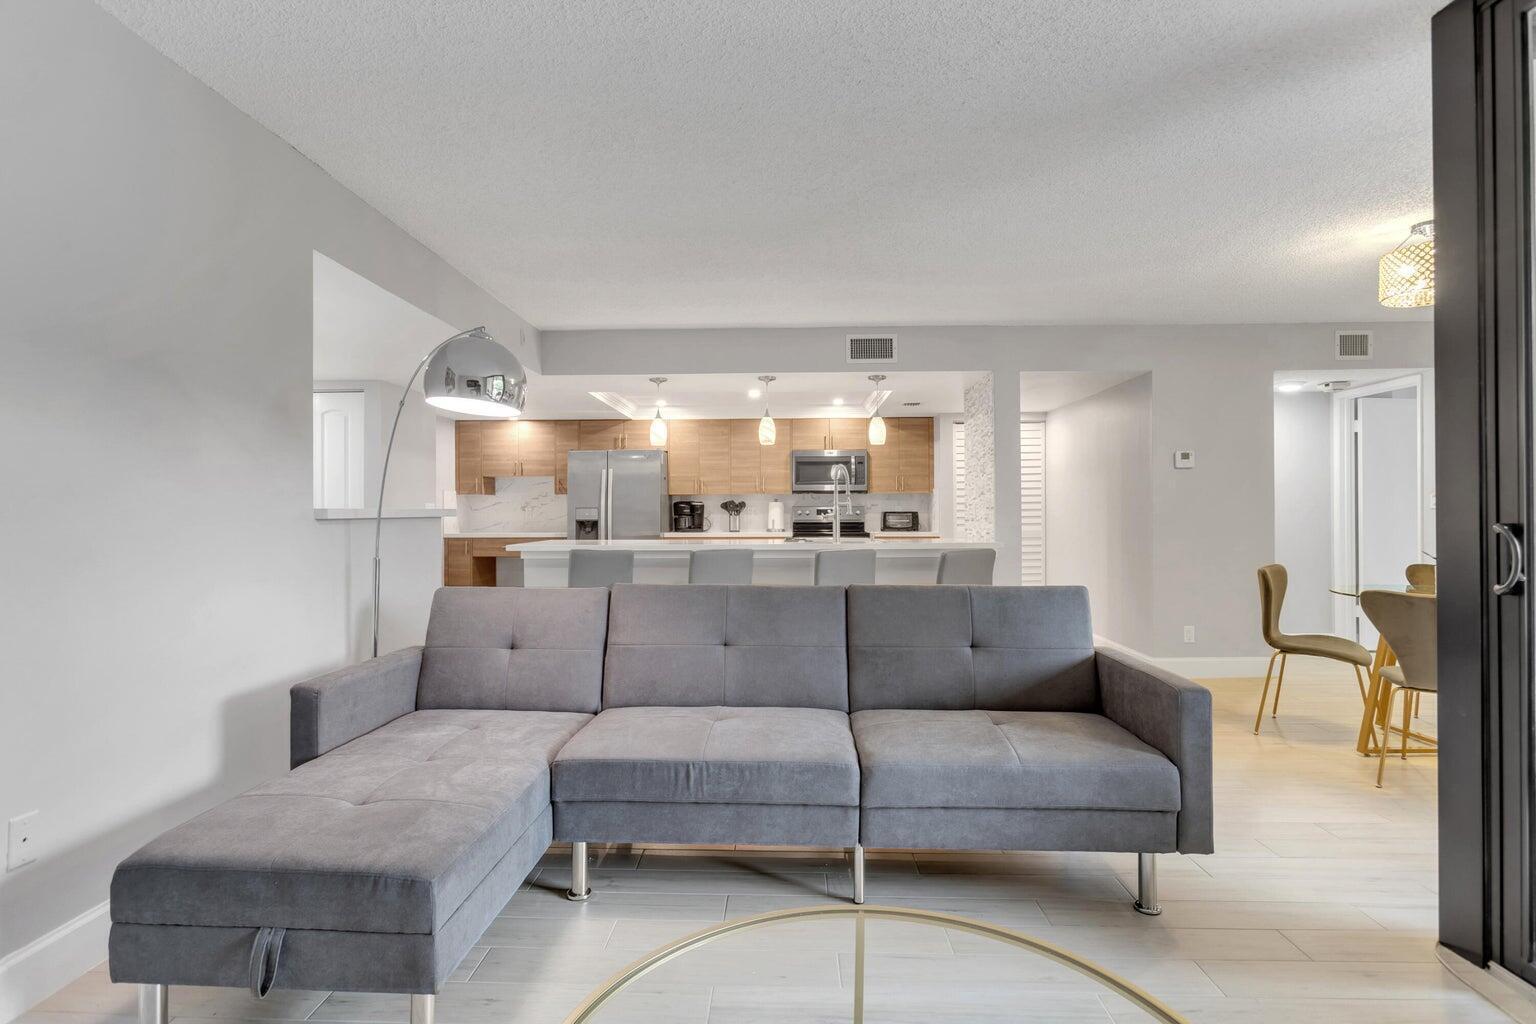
[{"left": 1494, "top": 523, "right": 1525, "bottom": 595}]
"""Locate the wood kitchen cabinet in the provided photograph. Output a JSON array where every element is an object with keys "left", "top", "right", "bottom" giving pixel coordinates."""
[
  {"left": 868, "top": 416, "right": 934, "bottom": 493},
  {"left": 455, "top": 420, "right": 485, "bottom": 494},
  {"left": 551, "top": 421, "right": 579, "bottom": 494},
  {"left": 662, "top": 419, "right": 730, "bottom": 494},
  {"left": 896, "top": 417, "right": 934, "bottom": 491},
  {"left": 696, "top": 419, "right": 732, "bottom": 493},
  {"left": 829, "top": 418, "right": 868, "bottom": 450},
  {"left": 729, "top": 420, "right": 762, "bottom": 492},
  {"left": 623, "top": 418, "right": 661, "bottom": 451},
  {"left": 790, "top": 418, "right": 831, "bottom": 451},
  {"left": 477, "top": 421, "right": 516, "bottom": 477},
  {"left": 666, "top": 419, "right": 699, "bottom": 493},
  {"left": 578, "top": 419, "right": 626, "bottom": 450}
]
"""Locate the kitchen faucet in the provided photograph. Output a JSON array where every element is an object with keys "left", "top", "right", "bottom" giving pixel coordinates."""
[{"left": 829, "top": 462, "right": 853, "bottom": 543}]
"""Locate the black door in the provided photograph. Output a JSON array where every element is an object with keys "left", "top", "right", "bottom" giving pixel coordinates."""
[{"left": 1434, "top": 0, "right": 1536, "bottom": 982}]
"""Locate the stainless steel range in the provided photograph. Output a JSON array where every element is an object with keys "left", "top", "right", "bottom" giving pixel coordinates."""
[{"left": 792, "top": 504, "right": 868, "bottom": 539}]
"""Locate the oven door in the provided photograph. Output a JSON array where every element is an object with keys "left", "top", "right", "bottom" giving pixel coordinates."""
[{"left": 791, "top": 451, "right": 868, "bottom": 493}]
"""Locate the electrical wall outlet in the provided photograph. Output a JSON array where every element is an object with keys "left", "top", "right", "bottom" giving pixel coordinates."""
[
  {"left": 7, "top": 811, "right": 38, "bottom": 871},
  {"left": 1182, "top": 625, "right": 1196, "bottom": 644}
]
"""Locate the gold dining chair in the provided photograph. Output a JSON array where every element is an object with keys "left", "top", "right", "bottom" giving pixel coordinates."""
[
  {"left": 1403, "top": 563, "right": 1436, "bottom": 719},
  {"left": 1254, "top": 564, "right": 1372, "bottom": 733},
  {"left": 1405, "top": 563, "right": 1437, "bottom": 593},
  {"left": 1359, "top": 589, "right": 1437, "bottom": 787}
]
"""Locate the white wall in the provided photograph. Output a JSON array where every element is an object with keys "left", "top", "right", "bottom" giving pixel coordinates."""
[
  {"left": 540, "top": 322, "right": 1434, "bottom": 660},
  {"left": 1273, "top": 392, "right": 1334, "bottom": 633},
  {"left": 0, "top": 1, "right": 536, "bottom": 1011},
  {"left": 313, "top": 380, "right": 442, "bottom": 509},
  {"left": 1044, "top": 376, "right": 1154, "bottom": 651}
]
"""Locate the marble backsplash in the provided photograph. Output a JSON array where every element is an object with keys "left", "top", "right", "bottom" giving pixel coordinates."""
[
  {"left": 457, "top": 477, "right": 567, "bottom": 533},
  {"left": 456, "top": 475, "right": 935, "bottom": 535},
  {"left": 672, "top": 492, "right": 933, "bottom": 533}
]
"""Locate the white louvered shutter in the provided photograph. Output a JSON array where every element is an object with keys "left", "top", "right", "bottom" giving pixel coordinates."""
[
  {"left": 1020, "top": 420, "right": 1046, "bottom": 584},
  {"left": 952, "top": 421, "right": 968, "bottom": 539}
]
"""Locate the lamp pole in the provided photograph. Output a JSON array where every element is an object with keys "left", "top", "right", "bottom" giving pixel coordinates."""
[{"left": 371, "top": 328, "right": 479, "bottom": 658}]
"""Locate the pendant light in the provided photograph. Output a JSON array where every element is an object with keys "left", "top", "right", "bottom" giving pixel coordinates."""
[
  {"left": 1378, "top": 220, "right": 1435, "bottom": 308},
  {"left": 757, "top": 375, "right": 777, "bottom": 445},
  {"left": 865, "top": 374, "right": 888, "bottom": 446},
  {"left": 648, "top": 377, "right": 669, "bottom": 446}
]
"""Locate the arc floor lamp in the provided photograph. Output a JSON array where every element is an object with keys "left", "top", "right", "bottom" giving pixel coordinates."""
[{"left": 372, "top": 326, "right": 526, "bottom": 656}]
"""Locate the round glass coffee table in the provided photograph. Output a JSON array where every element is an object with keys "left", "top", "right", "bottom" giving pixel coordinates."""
[{"left": 560, "top": 904, "right": 1187, "bottom": 1023}]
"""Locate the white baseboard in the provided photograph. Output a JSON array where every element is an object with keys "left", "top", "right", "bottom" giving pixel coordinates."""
[
  {"left": 0, "top": 900, "right": 110, "bottom": 1024},
  {"left": 1093, "top": 638, "right": 1270, "bottom": 679},
  {"left": 1150, "top": 655, "right": 1273, "bottom": 679}
]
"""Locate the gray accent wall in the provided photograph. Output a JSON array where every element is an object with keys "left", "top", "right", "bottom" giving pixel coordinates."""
[
  {"left": 0, "top": 0, "right": 536, "bottom": 990},
  {"left": 1043, "top": 376, "right": 1154, "bottom": 652},
  {"left": 1273, "top": 392, "right": 1334, "bottom": 634}
]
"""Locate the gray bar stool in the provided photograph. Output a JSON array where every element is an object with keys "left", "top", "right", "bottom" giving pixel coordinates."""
[
  {"left": 936, "top": 548, "right": 996, "bottom": 584},
  {"left": 688, "top": 548, "right": 754, "bottom": 584},
  {"left": 568, "top": 549, "right": 634, "bottom": 587},
  {"left": 814, "top": 548, "right": 876, "bottom": 585}
]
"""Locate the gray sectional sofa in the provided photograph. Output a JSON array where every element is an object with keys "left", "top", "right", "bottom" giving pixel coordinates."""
[{"left": 109, "top": 584, "right": 1212, "bottom": 1024}]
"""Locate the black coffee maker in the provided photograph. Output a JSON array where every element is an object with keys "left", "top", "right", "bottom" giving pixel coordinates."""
[{"left": 671, "top": 500, "right": 705, "bottom": 532}]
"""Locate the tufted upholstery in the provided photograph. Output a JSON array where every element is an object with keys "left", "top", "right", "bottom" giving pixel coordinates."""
[
  {"left": 416, "top": 587, "right": 610, "bottom": 712},
  {"left": 603, "top": 584, "right": 849, "bottom": 710},
  {"left": 553, "top": 706, "right": 859, "bottom": 806},
  {"left": 851, "top": 709, "right": 1180, "bottom": 811},
  {"left": 846, "top": 585, "right": 1099, "bottom": 712},
  {"left": 110, "top": 710, "right": 589, "bottom": 936}
]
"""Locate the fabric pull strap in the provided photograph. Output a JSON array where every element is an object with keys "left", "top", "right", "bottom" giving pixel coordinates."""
[{"left": 247, "top": 926, "right": 287, "bottom": 998}]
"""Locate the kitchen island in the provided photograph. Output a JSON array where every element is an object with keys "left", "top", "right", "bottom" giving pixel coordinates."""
[{"left": 504, "top": 538, "right": 996, "bottom": 587}]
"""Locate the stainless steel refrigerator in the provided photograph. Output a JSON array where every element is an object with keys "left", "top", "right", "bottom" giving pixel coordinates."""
[{"left": 566, "top": 450, "right": 670, "bottom": 540}]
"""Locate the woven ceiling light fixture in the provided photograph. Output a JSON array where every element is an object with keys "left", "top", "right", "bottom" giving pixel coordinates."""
[{"left": 1378, "top": 221, "right": 1435, "bottom": 308}]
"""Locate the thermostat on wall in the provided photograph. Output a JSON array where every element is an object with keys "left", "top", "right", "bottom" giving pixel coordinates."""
[{"left": 1173, "top": 450, "right": 1194, "bottom": 469}]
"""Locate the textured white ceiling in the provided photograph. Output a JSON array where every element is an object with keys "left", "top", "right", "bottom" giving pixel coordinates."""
[{"left": 99, "top": 0, "right": 1438, "bottom": 329}]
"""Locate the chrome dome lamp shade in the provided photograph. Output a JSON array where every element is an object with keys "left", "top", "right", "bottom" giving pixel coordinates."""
[
  {"left": 373, "top": 326, "right": 524, "bottom": 658},
  {"left": 423, "top": 328, "right": 528, "bottom": 417}
]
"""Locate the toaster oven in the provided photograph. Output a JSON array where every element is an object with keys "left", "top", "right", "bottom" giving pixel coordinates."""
[{"left": 881, "top": 511, "right": 920, "bottom": 531}]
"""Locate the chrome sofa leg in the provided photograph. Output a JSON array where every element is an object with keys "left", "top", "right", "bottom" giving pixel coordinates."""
[
  {"left": 1134, "top": 853, "right": 1162, "bottom": 916},
  {"left": 139, "top": 985, "right": 168, "bottom": 1024},
  {"left": 566, "top": 841, "right": 591, "bottom": 901},
  {"left": 852, "top": 844, "right": 866, "bottom": 905},
  {"left": 409, "top": 994, "right": 434, "bottom": 1024}
]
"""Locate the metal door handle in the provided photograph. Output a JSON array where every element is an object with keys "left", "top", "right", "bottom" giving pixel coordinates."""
[{"left": 1494, "top": 522, "right": 1524, "bottom": 594}]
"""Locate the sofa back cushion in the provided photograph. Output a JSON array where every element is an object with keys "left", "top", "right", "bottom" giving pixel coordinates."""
[
  {"left": 846, "top": 585, "right": 1097, "bottom": 712},
  {"left": 604, "top": 584, "right": 848, "bottom": 710},
  {"left": 417, "top": 587, "right": 609, "bottom": 713}
]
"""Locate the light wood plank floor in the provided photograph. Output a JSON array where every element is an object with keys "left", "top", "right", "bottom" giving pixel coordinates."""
[{"left": 27, "top": 660, "right": 1497, "bottom": 1023}]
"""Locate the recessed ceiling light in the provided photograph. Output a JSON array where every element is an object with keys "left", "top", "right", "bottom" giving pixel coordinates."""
[
  {"left": 747, "top": 388, "right": 762, "bottom": 399},
  {"left": 832, "top": 397, "right": 844, "bottom": 406},
  {"left": 1274, "top": 381, "right": 1307, "bottom": 393}
]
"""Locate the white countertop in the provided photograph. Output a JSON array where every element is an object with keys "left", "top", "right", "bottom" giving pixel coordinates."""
[
  {"left": 870, "top": 531, "right": 942, "bottom": 539},
  {"left": 508, "top": 539, "right": 991, "bottom": 554},
  {"left": 314, "top": 507, "right": 455, "bottom": 521},
  {"left": 443, "top": 530, "right": 566, "bottom": 539},
  {"left": 662, "top": 531, "right": 790, "bottom": 540}
]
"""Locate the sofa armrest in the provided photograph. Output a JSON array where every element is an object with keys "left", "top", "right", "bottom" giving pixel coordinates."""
[
  {"left": 1095, "top": 644, "right": 1214, "bottom": 854},
  {"left": 289, "top": 646, "right": 423, "bottom": 768}
]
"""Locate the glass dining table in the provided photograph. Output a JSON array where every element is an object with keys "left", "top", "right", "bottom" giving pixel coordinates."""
[{"left": 1328, "top": 582, "right": 1437, "bottom": 756}]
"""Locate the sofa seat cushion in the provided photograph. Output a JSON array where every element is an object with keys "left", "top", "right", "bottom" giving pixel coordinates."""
[
  {"left": 111, "top": 710, "right": 590, "bottom": 936},
  {"left": 553, "top": 706, "right": 859, "bottom": 807},
  {"left": 851, "top": 709, "right": 1180, "bottom": 812}
]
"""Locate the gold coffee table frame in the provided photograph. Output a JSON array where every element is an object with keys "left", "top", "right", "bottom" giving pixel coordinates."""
[{"left": 559, "top": 903, "right": 1188, "bottom": 1024}]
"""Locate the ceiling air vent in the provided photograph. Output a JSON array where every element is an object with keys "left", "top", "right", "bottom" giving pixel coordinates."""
[
  {"left": 847, "top": 334, "right": 897, "bottom": 363},
  {"left": 1336, "top": 331, "right": 1372, "bottom": 360}
]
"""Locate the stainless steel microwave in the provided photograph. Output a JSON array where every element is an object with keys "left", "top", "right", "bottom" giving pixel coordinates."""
[{"left": 790, "top": 450, "right": 868, "bottom": 493}]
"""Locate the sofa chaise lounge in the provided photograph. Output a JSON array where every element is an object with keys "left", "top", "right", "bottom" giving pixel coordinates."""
[{"left": 109, "top": 584, "right": 1212, "bottom": 1024}]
